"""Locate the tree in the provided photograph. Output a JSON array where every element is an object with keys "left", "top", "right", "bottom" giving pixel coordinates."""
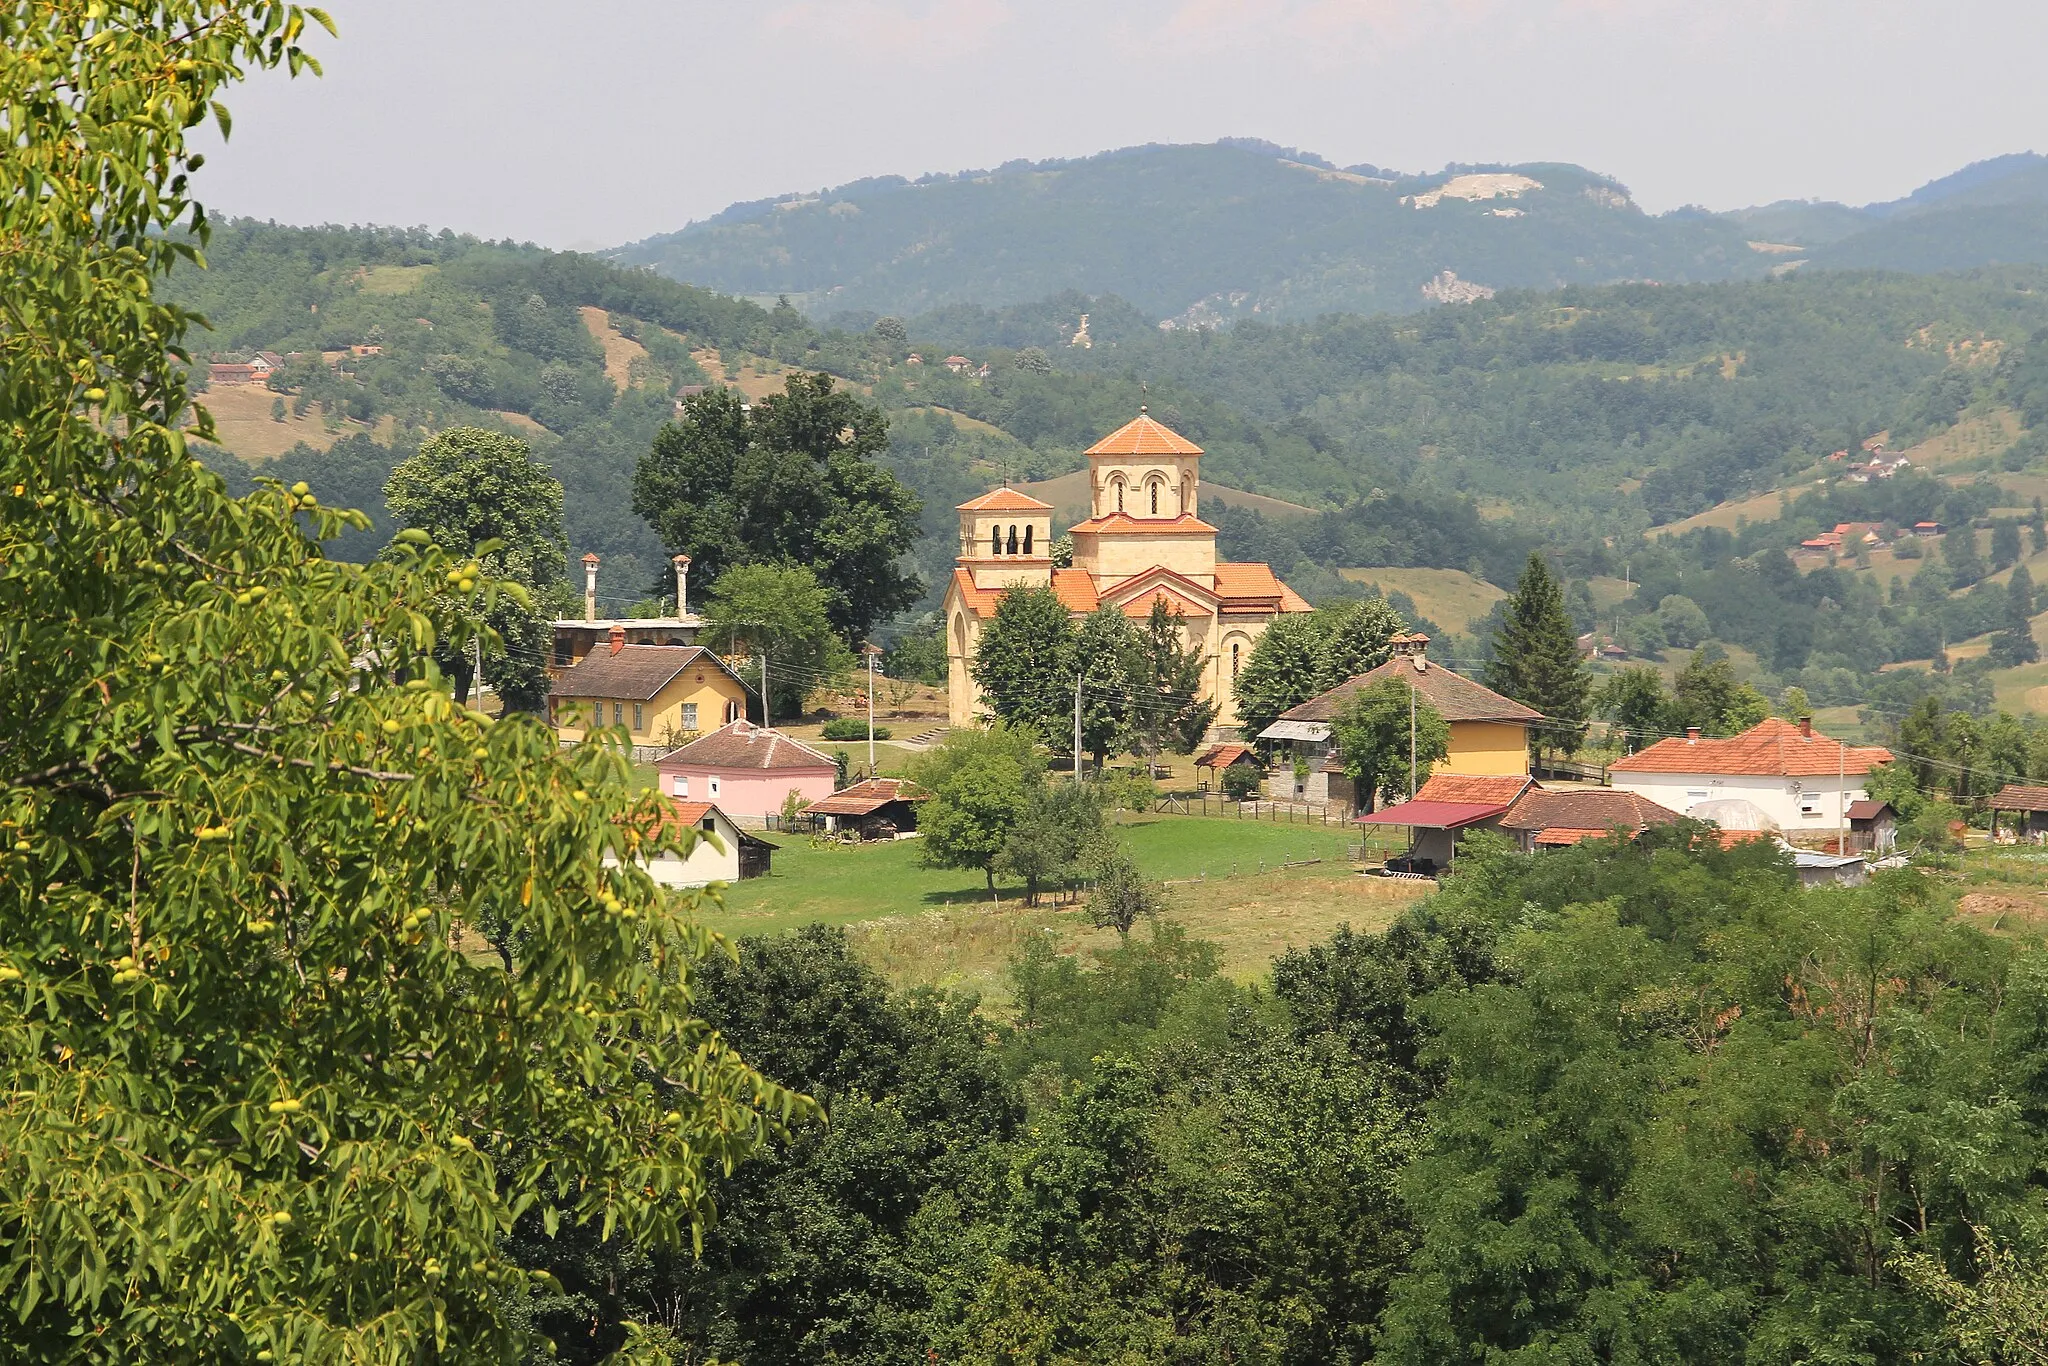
[
  {"left": 1221, "top": 762, "right": 1263, "bottom": 801},
  {"left": 999, "top": 780, "right": 1103, "bottom": 905},
  {"left": 971, "top": 584, "right": 1078, "bottom": 738},
  {"left": 1671, "top": 647, "right": 1768, "bottom": 735},
  {"left": 1992, "top": 563, "right": 2041, "bottom": 666},
  {"left": 1656, "top": 593, "right": 1709, "bottom": 649},
  {"left": 1233, "top": 612, "right": 1329, "bottom": 743},
  {"left": 1013, "top": 346, "right": 1053, "bottom": 376},
  {"left": 1317, "top": 596, "right": 1408, "bottom": 691},
  {"left": 1075, "top": 604, "right": 1141, "bottom": 769},
  {"left": 704, "top": 563, "right": 853, "bottom": 722},
  {"left": 270, "top": 395, "right": 286, "bottom": 422},
  {"left": 871, "top": 316, "right": 909, "bottom": 349},
  {"left": 1594, "top": 666, "right": 1671, "bottom": 752},
  {"left": 633, "top": 375, "right": 922, "bottom": 639},
  {"left": 913, "top": 726, "right": 1043, "bottom": 892},
  {"left": 1778, "top": 684, "right": 1811, "bottom": 718},
  {"left": 1084, "top": 839, "right": 1164, "bottom": 939},
  {"left": 1487, "top": 554, "right": 1590, "bottom": 760},
  {"left": 1331, "top": 679, "right": 1450, "bottom": 811},
  {"left": 1130, "top": 599, "right": 1217, "bottom": 757},
  {"left": 1945, "top": 524, "right": 1987, "bottom": 588},
  {"left": 383, "top": 426, "right": 569, "bottom": 710},
  {"left": 1992, "top": 519, "right": 2024, "bottom": 572},
  {"left": 0, "top": 10, "right": 803, "bottom": 1359}
]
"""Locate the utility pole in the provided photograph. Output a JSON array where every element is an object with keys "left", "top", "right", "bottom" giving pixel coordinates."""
[
  {"left": 863, "top": 643, "right": 884, "bottom": 777},
  {"left": 1838, "top": 727, "right": 1847, "bottom": 856},
  {"left": 760, "top": 645, "right": 770, "bottom": 728},
  {"left": 1074, "top": 671, "right": 1084, "bottom": 780}
]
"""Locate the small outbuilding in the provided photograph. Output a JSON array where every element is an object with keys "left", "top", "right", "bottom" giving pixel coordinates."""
[
  {"left": 1989, "top": 785, "right": 2048, "bottom": 844},
  {"left": 1355, "top": 774, "right": 1536, "bottom": 876},
  {"left": 1496, "top": 787, "right": 1683, "bottom": 852},
  {"left": 627, "top": 799, "right": 778, "bottom": 887},
  {"left": 805, "top": 777, "right": 927, "bottom": 840},
  {"left": 1193, "top": 743, "right": 1262, "bottom": 791},
  {"left": 1845, "top": 799, "right": 1898, "bottom": 854}
]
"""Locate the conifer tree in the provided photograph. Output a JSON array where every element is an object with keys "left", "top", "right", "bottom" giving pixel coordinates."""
[
  {"left": 1992, "top": 563, "right": 2041, "bottom": 666},
  {"left": 1486, "top": 554, "right": 1590, "bottom": 761},
  {"left": 1132, "top": 599, "right": 1217, "bottom": 758},
  {"left": 1075, "top": 604, "right": 1141, "bottom": 770}
]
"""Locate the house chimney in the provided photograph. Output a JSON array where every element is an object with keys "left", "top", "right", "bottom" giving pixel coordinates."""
[
  {"left": 582, "top": 552, "right": 600, "bottom": 622},
  {"left": 1798, "top": 715, "right": 1813, "bottom": 739},
  {"left": 672, "top": 553, "right": 691, "bottom": 616},
  {"left": 608, "top": 623, "right": 626, "bottom": 656},
  {"left": 1686, "top": 726, "right": 1701, "bottom": 744},
  {"left": 1393, "top": 631, "right": 1431, "bottom": 671}
]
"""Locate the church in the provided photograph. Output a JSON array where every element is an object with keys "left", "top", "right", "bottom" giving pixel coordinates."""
[{"left": 942, "top": 409, "right": 1312, "bottom": 733}]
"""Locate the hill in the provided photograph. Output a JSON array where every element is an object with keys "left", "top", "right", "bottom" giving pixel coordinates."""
[
  {"left": 610, "top": 141, "right": 1775, "bottom": 322},
  {"left": 611, "top": 141, "right": 2048, "bottom": 325}
]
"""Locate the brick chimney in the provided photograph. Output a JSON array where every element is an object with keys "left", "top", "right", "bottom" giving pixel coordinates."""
[
  {"left": 1798, "top": 715, "right": 1813, "bottom": 738},
  {"left": 673, "top": 553, "right": 691, "bottom": 616},
  {"left": 1392, "top": 631, "right": 1431, "bottom": 672},
  {"left": 608, "top": 623, "right": 626, "bottom": 656},
  {"left": 1686, "top": 726, "right": 1701, "bottom": 743},
  {"left": 582, "top": 552, "right": 600, "bottom": 622}
]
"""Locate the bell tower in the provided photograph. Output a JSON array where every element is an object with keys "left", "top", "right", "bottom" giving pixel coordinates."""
[
  {"left": 956, "top": 486, "right": 1054, "bottom": 591},
  {"left": 1086, "top": 407, "right": 1203, "bottom": 520}
]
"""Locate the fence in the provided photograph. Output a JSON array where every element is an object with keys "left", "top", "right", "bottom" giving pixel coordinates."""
[{"left": 1154, "top": 792, "right": 1355, "bottom": 824}]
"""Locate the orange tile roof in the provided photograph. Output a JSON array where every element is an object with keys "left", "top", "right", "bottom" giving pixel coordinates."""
[
  {"left": 1068, "top": 511, "right": 1218, "bottom": 535},
  {"left": 1609, "top": 718, "right": 1893, "bottom": 778},
  {"left": 1051, "top": 568, "right": 1100, "bottom": 611},
  {"left": 1194, "top": 742, "right": 1256, "bottom": 768},
  {"left": 957, "top": 487, "right": 1053, "bottom": 512},
  {"left": 1085, "top": 411, "right": 1204, "bottom": 457},
  {"left": 1282, "top": 657, "right": 1541, "bottom": 725},
  {"left": 807, "top": 777, "right": 926, "bottom": 817},
  {"left": 1213, "top": 561, "right": 1282, "bottom": 602},
  {"left": 1989, "top": 784, "right": 2048, "bottom": 813},
  {"left": 948, "top": 567, "right": 1002, "bottom": 618},
  {"left": 1278, "top": 583, "right": 1313, "bottom": 612},
  {"left": 1415, "top": 773, "right": 1537, "bottom": 806}
]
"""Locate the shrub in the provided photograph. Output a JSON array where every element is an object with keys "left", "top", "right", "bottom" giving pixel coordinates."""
[
  {"left": 822, "top": 717, "right": 889, "bottom": 741},
  {"left": 1222, "top": 763, "right": 1263, "bottom": 801}
]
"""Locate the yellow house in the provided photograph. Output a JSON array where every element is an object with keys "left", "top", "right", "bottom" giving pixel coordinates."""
[
  {"left": 1258, "top": 634, "right": 1537, "bottom": 805},
  {"left": 548, "top": 629, "right": 750, "bottom": 762}
]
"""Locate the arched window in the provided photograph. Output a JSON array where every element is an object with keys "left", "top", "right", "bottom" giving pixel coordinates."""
[
  {"left": 1181, "top": 472, "right": 1194, "bottom": 515},
  {"left": 1115, "top": 479, "right": 1125, "bottom": 513},
  {"left": 1231, "top": 641, "right": 1241, "bottom": 678},
  {"left": 1007, "top": 525, "right": 1019, "bottom": 555},
  {"left": 1023, "top": 525, "right": 1034, "bottom": 555},
  {"left": 1149, "top": 481, "right": 1159, "bottom": 516},
  {"left": 991, "top": 525, "right": 1002, "bottom": 556}
]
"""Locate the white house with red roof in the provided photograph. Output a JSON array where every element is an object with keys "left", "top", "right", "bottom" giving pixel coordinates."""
[
  {"left": 1607, "top": 717, "right": 1892, "bottom": 835},
  {"left": 635, "top": 798, "right": 777, "bottom": 886},
  {"left": 940, "top": 409, "right": 1311, "bottom": 730}
]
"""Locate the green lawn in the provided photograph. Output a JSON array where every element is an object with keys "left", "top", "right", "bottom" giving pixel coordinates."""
[{"left": 696, "top": 813, "right": 1359, "bottom": 937}]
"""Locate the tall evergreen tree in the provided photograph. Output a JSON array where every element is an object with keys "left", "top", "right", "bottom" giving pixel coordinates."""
[
  {"left": 971, "top": 585, "right": 1078, "bottom": 738},
  {"left": 1486, "top": 554, "right": 1590, "bottom": 761},
  {"left": 1131, "top": 599, "right": 1217, "bottom": 758},
  {"left": 1945, "top": 525, "right": 1987, "bottom": 589},
  {"left": 1992, "top": 563, "right": 2041, "bottom": 666}
]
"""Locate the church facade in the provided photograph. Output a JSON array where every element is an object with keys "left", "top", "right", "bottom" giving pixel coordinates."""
[{"left": 941, "top": 410, "right": 1312, "bottom": 733}]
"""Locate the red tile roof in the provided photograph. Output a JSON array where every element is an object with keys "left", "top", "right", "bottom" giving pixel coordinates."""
[
  {"left": 1194, "top": 743, "right": 1256, "bottom": 768},
  {"left": 1415, "top": 773, "right": 1537, "bottom": 806},
  {"left": 957, "top": 487, "right": 1053, "bottom": 512},
  {"left": 1989, "top": 784, "right": 2048, "bottom": 813},
  {"left": 1068, "top": 511, "right": 1219, "bottom": 535},
  {"left": 550, "top": 645, "right": 741, "bottom": 702},
  {"left": 1356, "top": 799, "right": 1512, "bottom": 829},
  {"left": 1052, "top": 568, "right": 1100, "bottom": 612},
  {"left": 1499, "top": 787, "right": 1681, "bottom": 834},
  {"left": 806, "top": 777, "right": 926, "bottom": 817},
  {"left": 659, "top": 720, "right": 835, "bottom": 772},
  {"left": 1281, "top": 657, "right": 1541, "bottom": 726},
  {"left": 1085, "top": 411, "right": 1204, "bottom": 457},
  {"left": 1119, "top": 585, "right": 1212, "bottom": 619},
  {"left": 1608, "top": 718, "right": 1892, "bottom": 778}
]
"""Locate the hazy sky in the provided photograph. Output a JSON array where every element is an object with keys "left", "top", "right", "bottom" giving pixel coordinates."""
[{"left": 196, "top": 0, "right": 2048, "bottom": 250}]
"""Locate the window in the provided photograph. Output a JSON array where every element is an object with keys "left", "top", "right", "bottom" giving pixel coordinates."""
[
  {"left": 1023, "top": 525, "right": 1034, "bottom": 555},
  {"left": 709, "top": 775, "right": 721, "bottom": 797},
  {"left": 632, "top": 703, "right": 643, "bottom": 731},
  {"left": 1007, "top": 525, "right": 1018, "bottom": 555},
  {"left": 673, "top": 774, "right": 689, "bottom": 798},
  {"left": 682, "top": 702, "right": 698, "bottom": 731},
  {"left": 1115, "top": 480, "right": 1124, "bottom": 512},
  {"left": 700, "top": 818, "right": 716, "bottom": 833},
  {"left": 1149, "top": 482, "right": 1159, "bottom": 515},
  {"left": 991, "top": 525, "right": 1002, "bottom": 556},
  {"left": 1800, "top": 795, "right": 1822, "bottom": 817},
  {"left": 1231, "top": 641, "right": 1241, "bottom": 678},
  {"left": 725, "top": 700, "right": 740, "bottom": 724},
  {"left": 612, "top": 702, "right": 623, "bottom": 726}
]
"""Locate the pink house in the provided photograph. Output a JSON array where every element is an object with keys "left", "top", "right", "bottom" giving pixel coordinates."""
[{"left": 653, "top": 720, "right": 837, "bottom": 823}]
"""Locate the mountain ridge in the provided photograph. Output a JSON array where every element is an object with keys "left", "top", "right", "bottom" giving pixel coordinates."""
[{"left": 612, "top": 141, "right": 2048, "bottom": 324}]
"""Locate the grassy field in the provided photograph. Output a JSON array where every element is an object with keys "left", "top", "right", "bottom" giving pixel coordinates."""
[
  {"left": 1339, "top": 566, "right": 1507, "bottom": 632},
  {"left": 197, "top": 384, "right": 398, "bottom": 464}
]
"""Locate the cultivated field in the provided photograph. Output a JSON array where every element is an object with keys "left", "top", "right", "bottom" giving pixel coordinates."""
[{"left": 1340, "top": 565, "right": 1507, "bottom": 631}]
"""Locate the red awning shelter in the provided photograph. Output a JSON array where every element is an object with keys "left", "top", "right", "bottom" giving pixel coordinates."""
[{"left": 1355, "top": 799, "right": 1511, "bottom": 829}]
